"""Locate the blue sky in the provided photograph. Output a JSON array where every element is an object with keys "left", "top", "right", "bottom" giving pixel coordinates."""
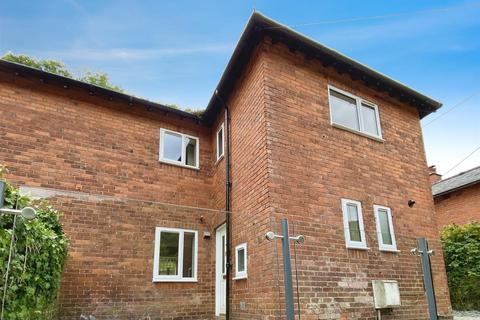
[{"left": 1, "top": 0, "right": 479, "bottom": 177}]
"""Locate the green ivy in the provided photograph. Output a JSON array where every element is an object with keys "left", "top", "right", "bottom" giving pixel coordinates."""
[
  {"left": 441, "top": 222, "right": 480, "bottom": 310},
  {"left": 0, "top": 167, "right": 68, "bottom": 319}
]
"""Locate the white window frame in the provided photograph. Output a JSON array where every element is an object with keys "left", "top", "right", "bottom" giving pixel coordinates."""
[
  {"left": 373, "top": 205, "right": 398, "bottom": 252},
  {"left": 234, "top": 243, "right": 247, "bottom": 280},
  {"left": 328, "top": 85, "right": 383, "bottom": 140},
  {"left": 216, "top": 123, "right": 225, "bottom": 161},
  {"left": 153, "top": 227, "right": 198, "bottom": 282},
  {"left": 341, "top": 199, "right": 368, "bottom": 249},
  {"left": 159, "top": 128, "right": 200, "bottom": 169}
]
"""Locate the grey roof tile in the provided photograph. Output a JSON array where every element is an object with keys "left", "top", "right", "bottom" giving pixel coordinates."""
[{"left": 432, "top": 166, "right": 480, "bottom": 196}]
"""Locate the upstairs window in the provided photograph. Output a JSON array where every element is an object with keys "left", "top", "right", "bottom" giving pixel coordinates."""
[
  {"left": 159, "top": 128, "right": 199, "bottom": 169},
  {"left": 153, "top": 227, "right": 198, "bottom": 282},
  {"left": 341, "top": 199, "right": 367, "bottom": 249},
  {"left": 328, "top": 85, "right": 382, "bottom": 139},
  {"left": 216, "top": 123, "right": 224, "bottom": 161},
  {"left": 373, "top": 205, "right": 397, "bottom": 252}
]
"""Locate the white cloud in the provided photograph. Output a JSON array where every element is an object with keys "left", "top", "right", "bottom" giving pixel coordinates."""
[
  {"left": 307, "top": 1, "right": 480, "bottom": 48},
  {"left": 39, "top": 44, "right": 234, "bottom": 61}
]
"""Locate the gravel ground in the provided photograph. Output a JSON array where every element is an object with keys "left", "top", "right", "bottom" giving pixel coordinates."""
[{"left": 454, "top": 311, "right": 480, "bottom": 319}]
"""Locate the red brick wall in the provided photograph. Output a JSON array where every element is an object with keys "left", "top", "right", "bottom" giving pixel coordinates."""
[
  {"left": 0, "top": 36, "right": 453, "bottom": 320},
  {"left": 0, "top": 75, "right": 223, "bottom": 319},
  {"left": 226, "top": 47, "right": 279, "bottom": 319},
  {"left": 258, "top": 39, "right": 452, "bottom": 319},
  {"left": 210, "top": 109, "right": 227, "bottom": 213},
  {"left": 434, "top": 183, "right": 480, "bottom": 229},
  {"left": 0, "top": 78, "right": 214, "bottom": 207},
  {"left": 214, "top": 39, "right": 452, "bottom": 319},
  {"left": 49, "top": 196, "right": 219, "bottom": 319}
]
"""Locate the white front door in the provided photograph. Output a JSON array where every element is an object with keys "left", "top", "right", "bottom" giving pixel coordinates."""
[{"left": 215, "top": 224, "right": 226, "bottom": 316}]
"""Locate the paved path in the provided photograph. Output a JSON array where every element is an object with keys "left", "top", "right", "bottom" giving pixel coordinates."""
[{"left": 454, "top": 311, "right": 480, "bottom": 319}]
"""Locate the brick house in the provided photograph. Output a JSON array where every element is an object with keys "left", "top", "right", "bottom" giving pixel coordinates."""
[
  {"left": 430, "top": 165, "right": 480, "bottom": 229},
  {"left": 0, "top": 13, "right": 452, "bottom": 319}
]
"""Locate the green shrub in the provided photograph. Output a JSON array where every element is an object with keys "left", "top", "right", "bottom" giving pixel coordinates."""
[
  {"left": 0, "top": 168, "right": 68, "bottom": 319},
  {"left": 441, "top": 222, "right": 480, "bottom": 310}
]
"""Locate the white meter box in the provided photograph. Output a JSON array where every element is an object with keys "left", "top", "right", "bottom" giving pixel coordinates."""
[{"left": 372, "top": 280, "right": 401, "bottom": 309}]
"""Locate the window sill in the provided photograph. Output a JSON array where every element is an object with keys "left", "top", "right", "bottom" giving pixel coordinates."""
[
  {"left": 379, "top": 248, "right": 400, "bottom": 253},
  {"left": 331, "top": 123, "right": 384, "bottom": 143},
  {"left": 159, "top": 159, "right": 199, "bottom": 170},
  {"left": 215, "top": 154, "right": 224, "bottom": 165},
  {"left": 233, "top": 275, "right": 247, "bottom": 280},
  {"left": 152, "top": 277, "right": 198, "bottom": 283},
  {"left": 346, "top": 246, "right": 371, "bottom": 251}
]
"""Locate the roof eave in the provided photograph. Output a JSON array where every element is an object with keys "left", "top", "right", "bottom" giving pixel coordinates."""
[
  {"left": 202, "top": 12, "right": 442, "bottom": 125},
  {"left": 202, "top": 12, "right": 262, "bottom": 124},
  {"left": 0, "top": 59, "right": 201, "bottom": 123},
  {"left": 433, "top": 180, "right": 480, "bottom": 198}
]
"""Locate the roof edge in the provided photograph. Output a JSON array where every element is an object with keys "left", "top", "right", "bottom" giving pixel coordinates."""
[
  {"left": 203, "top": 12, "right": 443, "bottom": 124},
  {"left": 432, "top": 165, "right": 480, "bottom": 197},
  {"left": 433, "top": 180, "right": 480, "bottom": 197},
  {"left": 0, "top": 59, "right": 202, "bottom": 123},
  {"left": 1, "top": 12, "right": 444, "bottom": 126},
  {"left": 256, "top": 12, "right": 442, "bottom": 108},
  {"left": 432, "top": 165, "right": 480, "bottom": 186}
]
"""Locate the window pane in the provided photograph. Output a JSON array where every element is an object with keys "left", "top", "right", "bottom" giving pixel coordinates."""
[
  {"left": 163, "top": 132, "right": 182, "bottom": 162},
  {"left": 361, "top": 104, "right": 379, "bottom": 136},
  {"left": 330, "top": 90, "right": 359, "bottom": 130},
  {"left": 185, "top": 137, "right": 197, "bottom": 167},
  {"left": 159, "top": 232, "right": 179, "bottom": 276},
  {"left": 378, "top": 209, "right": 393, "bottom": 245},
  {"left": 217, "top": 128, "right": 224, "bottom": 157},
  {"left": 238, "top": 248, "right": 245, "bottom": 272},
  {"left": 183, "top": 232, "right": 195, "bottom": 278},
  {"left": 347, "top": 204, "right": 362, "bottom": 242}
]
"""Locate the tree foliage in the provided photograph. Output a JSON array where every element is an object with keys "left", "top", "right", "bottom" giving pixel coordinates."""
[
  {"left": 78, "top": 70, "right": 123, "bottom": 93},
  {"left": 2, "top": 53, "right": 72, "bottom": 78},
  {"left": 182, "top": 108, "right": 205, "bottom": 117},
  {"left": 0, "top": 166, "right": 68, "bottom": 319},
  {"left": 2, "top": 52, "right": 124, "bottom": 92},
  {"left": 165, "top": 104, "right": 205, "bottom": 117},
  {"left": 441, "top": 222, "right": 480, "bottom": 310}
]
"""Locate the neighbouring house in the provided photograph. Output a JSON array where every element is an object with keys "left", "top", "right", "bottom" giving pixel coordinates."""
[
  {"left": 0, "top": 13, "right": 452, "bottom": 319},
  {"left": 431, "top": 165, "right": 480, "bottom": 229}
]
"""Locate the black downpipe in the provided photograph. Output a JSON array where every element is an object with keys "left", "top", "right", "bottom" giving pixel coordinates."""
[{"left": 215, "top": 90, "right": 232, "bottom": 319}]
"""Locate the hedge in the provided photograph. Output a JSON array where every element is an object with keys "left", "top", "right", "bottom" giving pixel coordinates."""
[
  {"left": 0, "top": 167, "right": 68, "bottom": 319},
  {"left": 441, "top": 222, "right": 480, "bottom": 310}
]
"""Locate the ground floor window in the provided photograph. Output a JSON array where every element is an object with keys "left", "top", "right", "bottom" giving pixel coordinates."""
[
  {"left": 153, "top": 227, "right": 198, "bottom": 282},
  {"left": 234, "top": 243, "right": 247, "bottom": 279},
  {"left": 341, "top": 199, "right": 367, "bottom": 249},
  {"left": 373, "top": 205, "right": 397, "bottom": 251}
]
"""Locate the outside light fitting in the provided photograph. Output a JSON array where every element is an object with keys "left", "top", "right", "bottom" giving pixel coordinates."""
[{"left": 0, "top": 207, "right": 37, "bottom": 220}]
